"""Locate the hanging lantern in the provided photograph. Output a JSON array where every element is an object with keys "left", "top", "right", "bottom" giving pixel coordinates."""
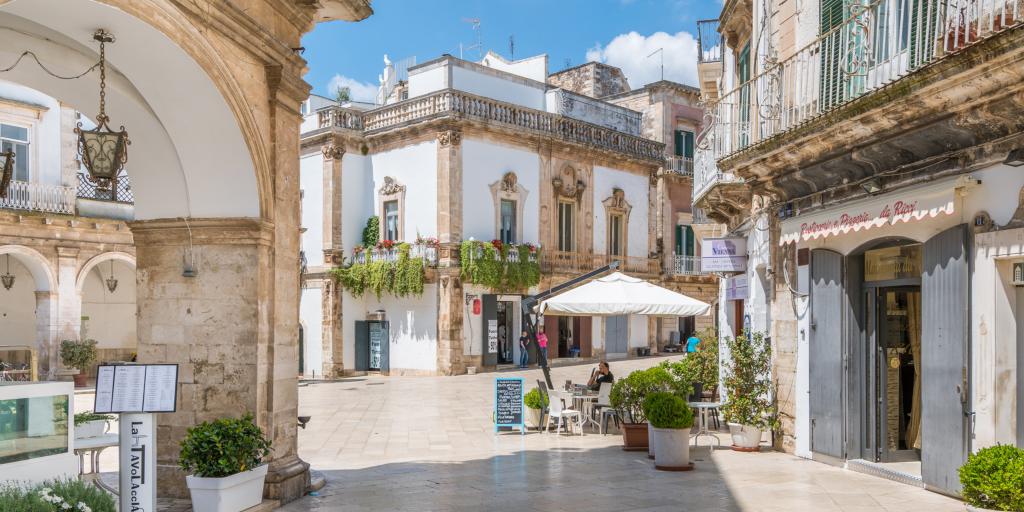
[
  {"left": 0, "top": 150, "right": 12, "bottom": 199},
  {"left": 75, "top": 29, "right": 129, "bottom": 189},
  {"left": 1, "top": 255, "right": 14, "bottom": 291},
  {"left": 105, "top": 260, "right": 118, "bottom": 293}
]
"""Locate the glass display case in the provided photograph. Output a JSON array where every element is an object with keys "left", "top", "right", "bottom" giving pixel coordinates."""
[{"left": 0, "top": 381, "right": 77, "bottom": 483}]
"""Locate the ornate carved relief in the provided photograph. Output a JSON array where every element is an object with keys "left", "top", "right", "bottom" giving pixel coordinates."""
[
  {"left": 500, "top": 172, "right": 518, "bottom": 193},
  {"left": 489, "top": 171, "right": 529, "bottom": 243},
  {"left": 552, "top": 165, "right": 586, "bottom": 200},
  {"left": 437, "top": 129, "right": 462, "bottom": 147},
  {"left": 380, "top": 176, "right": 406, "bottom": 195},
  {"left": 601, "top": 187, "right": 632, "bottom": 256},
  {"left": 377, "top": 176, "right": 407, "bottom": 241},
  {"left": 321, "top": 143, "right": 345, "bottom": 160}
]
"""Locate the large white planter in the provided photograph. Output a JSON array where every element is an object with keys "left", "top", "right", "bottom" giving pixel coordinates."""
[
  {"left": 186, "top": 464, "right": 268, "bottom": 512},
  {"left": 526, "top": 408, "right": 542, "bottom": 428},
  {"left": 75, "top": 419, "right": 109, "bottom": 439},
  {"left": 647, "top": 423, "right": 656, "bottom": 459},
  {"left": 651, "top": 427, "right": 692, "bottom": 470},
  {"left": 728, "top": 423, "right": 762, "bottom": 450}
]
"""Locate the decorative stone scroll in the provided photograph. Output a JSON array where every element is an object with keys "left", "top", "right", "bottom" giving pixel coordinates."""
[
  {"left": 437, "top": 129, "right": 462, "bottom": 147},
  {"left": 552, "top": 165, "right": 586, "bottom": 200},
  {"left": 321, "top": 143, "right": 345, "bottom": 160}
]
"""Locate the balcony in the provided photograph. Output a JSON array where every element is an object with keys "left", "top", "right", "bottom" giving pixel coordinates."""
[
  {"left": 76, "top": 174, "right": 134, "bottom": 221},
  {"left": 541, "top": 251, "right": 659, "bottom": 275},
  {"left": 0, "top": 181, "right": 75, "bottom": 215},
  {"left": 665, "top": 156, "right": 693, "bottom": 177},
  {"left": 697, "top": 18, "right": 724, "bottom": 101},
  {"left": 672, "top": 255, "right": 710, "bottom": 276},
  {"left": 691, "top": 207, "right": 713, "bottom": 224},
  {"left": 697, "top": 0, "right": 1024, "bottom": 216},
  {"left": 317, "top": 89, "right": 665, "bottom": 163},
  {"left": 351, "top": 243, "right": 439, "bottom": 267},
  {"left": 691, "top": 144, "right": 747, "bottom": 221}
]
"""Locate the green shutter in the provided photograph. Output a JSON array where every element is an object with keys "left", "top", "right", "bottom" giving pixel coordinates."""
[
  {"left": 684, "top": 226, "right": 695, "bottom": 258},
  {"left": 738, "top": 43, "right": 751, "bottom": 148},
  {"left": 673, "top": 130, "right": 684, "bottom": 157},
  {"left": 820, "top": 0, "right": 846, "bottom": 110},
  {"left": 909, "top": 0, "right": 939, "bottom": 69},
  {"left": 684, "top": 132, "right": 694, "bottom": 158},
  {"left": 675, "top": 225, "right": 684, "bottom": 255}
]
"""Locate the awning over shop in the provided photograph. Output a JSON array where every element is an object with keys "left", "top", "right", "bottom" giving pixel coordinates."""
[
  {"left": 539, "top": 272, "right": 711, "bottom": 317},
  {"left": 779, "top": 177, "right": 975, "bottom": 246}
]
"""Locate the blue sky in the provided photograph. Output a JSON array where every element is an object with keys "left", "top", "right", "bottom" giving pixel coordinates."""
[{"left": 301, "top": 0, "right": 723, "bottom": 102}]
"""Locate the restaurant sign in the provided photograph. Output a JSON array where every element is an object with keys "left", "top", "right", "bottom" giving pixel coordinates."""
[
  {"left": 725, "top": 274, "right": 749, "bottom": 301},
  {"left": 779, "top": 177, "right": 971, "bottom": 245},
  {"left": 701, "top": 237, "right": 747, "bottom": 273}
]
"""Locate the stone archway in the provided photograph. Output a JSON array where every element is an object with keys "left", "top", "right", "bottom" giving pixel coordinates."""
[
  {"left": 0, "top": 0, "right": 372, "bottom": 502},
  {"left": 0, "top": 245, "right": 57, "bottom": 376},
  {"left": 77, "top": 252, "right": 137, "bottom": 369}
]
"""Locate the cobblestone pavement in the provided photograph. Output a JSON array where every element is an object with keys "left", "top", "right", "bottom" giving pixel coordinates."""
[{"left": 78, "top": 355, "right": 965, "bottom": 511}]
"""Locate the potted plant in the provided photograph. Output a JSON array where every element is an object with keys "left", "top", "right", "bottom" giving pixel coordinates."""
[
  {"left": 74, "top": 411, "right": 114, "bottom": 439},
  {"left": 179, "top": 414, "right": 272, "bottom": 512},
  {"left": 523, "top": 387, "right": 548, "bottom": 429},
  {"left": 720, "top": 331, "right": 778, "bottom": 451},
  {"left": 958, "top": 444, "right": 1024, "bottom": 512},
  {"left": 60, "top": 339, "right": 98, "bottom": 388},
  {"left": 609, "top": 367, "right": 677, "bottom": 451},
  {"left": 643, "top": 391, "right": 695, "bottom": 471}
]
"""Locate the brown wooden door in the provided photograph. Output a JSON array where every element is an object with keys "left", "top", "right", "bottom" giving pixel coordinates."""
[
  {"left": 544, "top": 316, "right": 560, "bottom": 359},
  {"left": 576, "top": 316, "right": 592, "bottom": 358}
]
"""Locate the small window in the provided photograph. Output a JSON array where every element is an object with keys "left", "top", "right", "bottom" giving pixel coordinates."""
[
  {"left": 558, "top": 202, "right": 574, "bottom": 252},
  {"left": 1, "top": 123, "right": 30, "bottom": 182},
  {"left": 384, "top": 200, "right": 399, "bottom": 241},
  {"left": 608, "top": 214, "right": 623, "bottom": 256},
  {"left": 500, "top": 199, "right": 516, "bottom": 244},
  {"left": 673, "top": 130, "right": 695, "bottom": 158}
]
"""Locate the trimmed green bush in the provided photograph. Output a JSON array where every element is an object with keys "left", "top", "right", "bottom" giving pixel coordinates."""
[
  {"left": 59, "top": 339, "right": 97, "bottom": 372},
  {"left": 179, "top": 414, "right": 271, "bottom": 478},
  {"left": 643, "top": 391, "right": 694, "bottom": 430},
  {"left": 959, "top": 444, "right": 1024, "bottom": 511},
  {"left": 361, "top": 216, "right": 379, "bottom": 248},
  {"left": 610, "top": 367, "right": 680, "bottom": 424},
  {"left": 523, "top": 388, "right": 549, "bottom": 410},
  {"left": 0, "top": 479, "right": 115, "bottom": 512}
]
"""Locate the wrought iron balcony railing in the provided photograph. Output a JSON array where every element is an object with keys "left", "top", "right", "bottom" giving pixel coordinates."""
[
  {"left": 693, "top": 0, "right": 1022, "bottom": 206},
  {"left": 0, "top": 180, "right": 75, "bottom": 215},
  {"left": 77, "top": 175, "right": 133, "bottom": 204},
  {"left": 698, "top": 0, "right": 1021, "bottom": 167},
  {"left": 317, "top": 89, "right": 665, "bottom": 162},
  {"left": 665, "top": 156, "right": 694, "bottom": 177},
  {"left": 351, "top": 244, "right": 439, "bottom": 266},
  {"left": 697, "top": 19, "right": 723, "bottom": 64},
  {"left": 673, "top": 255, "right": 710, "bottom": 276}
]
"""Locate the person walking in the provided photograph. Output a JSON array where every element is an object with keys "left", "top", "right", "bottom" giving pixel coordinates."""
[
  {"left": 536, "top": 331, "right": 549, "bottom": 368},
  {"left": 518, "top": 330, "right": 530, "bottom": 368}
]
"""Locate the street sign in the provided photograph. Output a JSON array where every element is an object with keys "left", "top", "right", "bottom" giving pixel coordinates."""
[
  {"left": 494, "top": 377, "right": 525, "bottom": 434},
  {"left": 94, "top": 364, "right": 178, "bottom": 413}
]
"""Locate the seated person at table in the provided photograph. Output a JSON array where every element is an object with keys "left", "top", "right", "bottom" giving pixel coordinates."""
[{"left": 587, "top": 361, "right": 614, "bottom": 391}]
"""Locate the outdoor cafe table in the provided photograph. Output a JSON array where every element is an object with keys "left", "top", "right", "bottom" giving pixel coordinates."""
[
  {"left": 689, "top": 401, "right": 722, "bottom": 446},
  {"left": 572, "top": 390, "right": 600, "bottom": 431}
]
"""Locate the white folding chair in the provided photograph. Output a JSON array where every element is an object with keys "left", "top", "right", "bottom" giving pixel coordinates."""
[
  {"left": 593, "top": 383, "right": 619, "bottom": 434},
  {"left": 547, "top": 390, "right": 582, "bottom": 435}
]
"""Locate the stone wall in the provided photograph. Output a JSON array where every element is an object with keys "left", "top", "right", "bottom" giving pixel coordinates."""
[{"left": 547, "top": 62, "right": 630, "bottom": 99}]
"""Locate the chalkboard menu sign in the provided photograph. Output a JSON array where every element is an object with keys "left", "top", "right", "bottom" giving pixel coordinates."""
[{"left": 494, "top": 377, "right": 525, "bottom": 434}]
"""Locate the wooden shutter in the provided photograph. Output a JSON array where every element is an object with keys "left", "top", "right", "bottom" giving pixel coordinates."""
[
  {"left": 810, "top": 249, "right": 845, "bottom": 459},
  {"left": 673, "top": 130, "right": 685, "bottom": 157},
  {"left": 354, "top": 321, "right": 369, "bottom": 371},
  {"left": 684, "top": 131, "right": 695, "bottom": 158},
  {"left": 820, "top": 0, "right": 846, "bottom": 110}
]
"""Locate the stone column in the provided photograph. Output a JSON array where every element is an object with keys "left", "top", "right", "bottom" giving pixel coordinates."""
[
  {"left": 55, "top": 247, "right": 80, "bottom": 342},
  {"left": 321, "top": 143, "right": 344, "bottom": 254},
  {"left": 436, "top": 129, "right": 464, "bottom": 375},
  {"left": 320, "top": 279, "right": 344, "bottom": 377},
  {"left": 34, "top": 290, "right": 58, "bottom": 378}
]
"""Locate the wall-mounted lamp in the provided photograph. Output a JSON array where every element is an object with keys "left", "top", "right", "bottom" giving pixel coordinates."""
[
  {"left": 1005, "top": 148, "right": 1024, "bottom": 167},
  {"left": 105, "top": 260, "right": 118, "bottom": 293},
  {"left": 1, "top": 255, "right": 14, "bottom": 291},
  {"left": 861, "top": 178, "right": 882, "bottom": 195}
]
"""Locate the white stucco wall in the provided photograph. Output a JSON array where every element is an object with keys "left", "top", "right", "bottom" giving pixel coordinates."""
[
  {"left": 371, "top": 142, "right": 438, "bottom": 240},
  {"left": 300, "top": 151, "right": 325, "bottom": 267},
  {"left": 463, "top": 284, "right": 486, "bottom": 357},
  {"left": 545, "top": 89, "right": 642, "bottom": 136},
  {"left": 461, "top": 138, "right": 540, "bottom": 243},
  {"left": 80, "top": 261, "right": 136, "bottom": 350},
  {"left": 407, "top": 64, "right": 449, "bottom": 98},
  {"left": 299, "top": 286, "right": 323, "bottom": 378},
  {"left": 0, "top": 257, "right": 38, "bottom": 347},
  {"left": 592, "top": 167, "right": 650, "bottom": 258},
  {"left": 628, "top": 314, "right": 648, "bottom": 349},
  {"left": 342, "top": 291, "right": 362, "bottom": 370},
  {"left": 450, "top": 65, "right": 545, "bottom": 109},
  {"left": 0, "top": 80, "right": 62, "bottom": 187},
  {"left": 365, "top": 284, "right": 439, "bottom": 373},
  {"left": 342, "top": 153, "right": 374, "bottom": 251},
  {"left": 480, "top": 52, "right": 548, "bottom": 82}
]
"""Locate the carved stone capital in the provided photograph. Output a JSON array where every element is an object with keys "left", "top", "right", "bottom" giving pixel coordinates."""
[
  {"left": 321, "top": 143, "right": 345, "bottom": 160},
  {"left": 437, "top": 130, "right": 462, "bottom": 147}
]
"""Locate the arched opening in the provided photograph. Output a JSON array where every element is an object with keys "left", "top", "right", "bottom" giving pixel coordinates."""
[
  {"left": 79, "top": 254, "right": 137, "bottom": 373},
  {"left": 0, "top": 245, "right": 56, "bottom": 377}
]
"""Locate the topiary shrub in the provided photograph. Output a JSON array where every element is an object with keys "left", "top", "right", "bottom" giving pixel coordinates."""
[
  {"left": 59, "top": 339, "right": 97, "bottom": 372},
  {"left": 523, "top": 388, "right": 549, "bottom": 410},
  {"left": 179, "top": 414, "right": 271, "bottom": 478},
  {"left": 959, "top": 444, "right": 1024, "bottom": 511},
  {"left": 643, "top": 391, "right": 694, "bottom": 430},
  {"left": 361, "top": 216, "right": 380, "bottom": 248},
  {"left": 610, "top": 367, "right": 680, "bottom": 424}
]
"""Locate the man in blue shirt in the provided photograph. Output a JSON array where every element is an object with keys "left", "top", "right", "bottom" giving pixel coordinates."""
[{"left": 686, "top": 335, "right": 701, "bottom": 354}]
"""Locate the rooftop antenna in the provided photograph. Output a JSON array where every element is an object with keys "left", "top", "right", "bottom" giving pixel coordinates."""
[
  {"left": 508, "top": 35, "right": 515, "bottom": 60},
  {"left": 461, "top": 17, "right": 483, "bottom": 60},
  {"left": 647, "top": 47, "right": 664, "bottom": 81},
  {"left": 563, "top": 58, "right": 572, "bottom": 69}
]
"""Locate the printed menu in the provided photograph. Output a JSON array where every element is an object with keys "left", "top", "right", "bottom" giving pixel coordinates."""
[{"left": 93, "top": 364, "right": 178, "bottom": 413}]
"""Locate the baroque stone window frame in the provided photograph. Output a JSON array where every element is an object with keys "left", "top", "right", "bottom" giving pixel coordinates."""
[
  {"left": 552, "top": 164, "right": 586, "bottom": 253},
  {"left": 489, "top": 171, "right": 528, "bottom": 244},
  {"left": 602, "top": 188, "right": 631, "bottom": 257},
  {"left": 377, "top": 176, "right": 406, "bottom": 242}
]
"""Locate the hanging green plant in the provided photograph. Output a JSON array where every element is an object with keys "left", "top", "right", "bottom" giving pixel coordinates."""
[
  {"left": 459, "top": 240, "right": 540, "bottom": 292},
  {"left": 361, "top": 216, "right": 380, "bottom": 248},
  {"left": 331, "top": 242, "right": 425, "bottom": 299}
]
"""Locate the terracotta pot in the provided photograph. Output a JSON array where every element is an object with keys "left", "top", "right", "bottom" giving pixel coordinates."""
[
  {"left": 621, "top": 423, "right": 649, "bottom": 451},
  {"left": 73, "top": 373, "right": 88, "bottom": 388}
]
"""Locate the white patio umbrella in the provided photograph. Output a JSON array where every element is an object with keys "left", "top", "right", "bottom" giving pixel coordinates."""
[{"left": 539, "top": 272, "right": 710, "bottom": 317}]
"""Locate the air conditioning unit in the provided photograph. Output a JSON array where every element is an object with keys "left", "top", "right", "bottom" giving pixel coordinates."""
[{"left": 1014, "top": 262, "right": 1024, "bottom": 286}]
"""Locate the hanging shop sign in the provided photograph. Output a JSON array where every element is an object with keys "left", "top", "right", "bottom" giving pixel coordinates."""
[
  {"left": 725, "top": 274, "right": 749, "bottom": 301},
  {"left": 779, "top": 177, "right": 975, "bottom": 245},
  {"left": 701, "top": 237, "right": 747, "bottom": 273}
]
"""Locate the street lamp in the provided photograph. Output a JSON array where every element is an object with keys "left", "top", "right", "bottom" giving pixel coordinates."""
[
  {"left": 1, "top": 255, "right": 14, "bottom": 291},
  {"left": 0, "top": 150, "right": 13, "bottom": 198},
  {"left": 105, "top": 260, "right": 118, "bottom": 293},
  {"left": 75, "top": 30, "right": 130, "bottom": 189}
]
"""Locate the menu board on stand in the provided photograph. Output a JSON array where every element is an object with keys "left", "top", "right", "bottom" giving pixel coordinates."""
[
  {"left": 93, "top": 364, "right": 179, "bottom": 512},
  {"left": 494, "top": 377, "right": 525, "bottom": 434}
]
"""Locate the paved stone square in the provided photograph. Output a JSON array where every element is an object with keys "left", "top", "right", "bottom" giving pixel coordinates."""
[{"left": 286, "top": 356, "right": 964, "bottom": 512}]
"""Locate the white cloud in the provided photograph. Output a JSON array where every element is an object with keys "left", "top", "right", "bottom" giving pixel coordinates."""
[
  {"left": 585, "top": 31, "right": 699, "bottom": 89},
  {"left": 326, "top": 74, "right": 378, "bottom": 103}
]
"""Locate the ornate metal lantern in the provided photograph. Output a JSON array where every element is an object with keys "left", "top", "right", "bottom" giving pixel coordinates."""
[
  {"left": 1, "top": 255, "right": 14, "bottom": 291},
  {"left": 0, "top": 150, "right": 12, "bottom": 199},
  {"left": 105, "top": 260, "right": 118, "bottom": 293},
  {"left": 75, "top": 30, "right": 130, "bottom": 188}
]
